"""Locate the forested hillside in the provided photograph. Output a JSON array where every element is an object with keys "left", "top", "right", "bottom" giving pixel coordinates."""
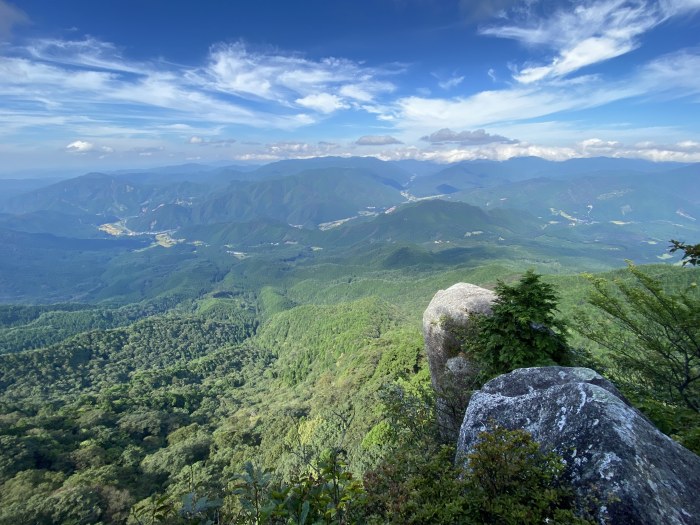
[{"left": 0, "top": 157, "right": 698, "bottom": 523}]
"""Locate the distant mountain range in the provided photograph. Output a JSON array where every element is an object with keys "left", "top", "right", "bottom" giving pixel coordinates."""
[{"left": 0, "top": 155, "right": 697, "bottom": 302}]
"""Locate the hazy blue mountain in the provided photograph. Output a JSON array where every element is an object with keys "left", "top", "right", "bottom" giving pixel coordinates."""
[
  {"left": 0, "top": 178, "right": 61, "bottom": 202},
  {"left": 0, "top": 156, "right": 695, "bottom": 303},
  {"left": 114, "top": 165, "right": 250, "bottom": 187},
  {"left": 249, "top": 156, "right": 414, "bottom": 186},
  {"left": 127, "top": 167, "right": 407, "bottom": 231},
  {"left": 459, "top": 170, "right": 700, "bottom": 225},
  {"left": 0, "top": 172, "right": 218, "bottom": 218},
  {"left": 1, "top": 172, "right": 150, "bottom": 216},
  {"left": 0, "top": 210, "right": 117, "bottom": 238},
  {"left": 406, "top": 157, "right": 693, "bottom": 198},
  {"left": 392, "top": 159, "right": 443, "bottom": 178}
]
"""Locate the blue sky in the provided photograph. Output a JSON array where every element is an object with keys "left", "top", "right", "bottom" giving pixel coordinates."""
[{"left": 1, "top": 0, "right": 700, "bottom": 174}]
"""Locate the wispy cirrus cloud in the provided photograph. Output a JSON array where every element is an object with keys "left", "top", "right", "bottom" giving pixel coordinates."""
[
  {"left": 25, "top": 37, "right": 148, "bottom": 74},
  {"left": 199, "top": 42, "right": 398, "bottom": 110},
  {"left": 0, "top": 37, "right": 399, "bottom": 141},
  {"left": 432, "top": 72, "right": 465, "bottom": 91},
  {"left": 395, "top": 47, "right": 700, "bottom": 136},
  {"left": 481, "top": 0, "right": 700, "bottom": 83}
]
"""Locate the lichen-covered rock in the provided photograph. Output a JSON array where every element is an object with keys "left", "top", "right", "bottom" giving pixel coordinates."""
[
  {"left": 423, "top": 283, "right": 495, "bottom": 439},
  {"left": 457, "top": 366, "right": 700, "bottom": 525}
]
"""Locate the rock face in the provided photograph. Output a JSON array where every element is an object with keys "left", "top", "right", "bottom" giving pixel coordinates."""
[
  {"left": 423, "top": 283, "right": 496, "bottom": 440},
  {"left": 457, "top": 366, "right": 700, "bottom": 525}
]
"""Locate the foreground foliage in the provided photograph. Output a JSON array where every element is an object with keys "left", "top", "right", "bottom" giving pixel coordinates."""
[
  {"left": 463, "top": 270, "right": 571, "bottom": 380},
  {"left": 159, "top": 381, "right": 593, "bottom": 525},
  {"left": 574, "top": 262, "right": 700, "bottom": 452},
  {"left": 0, "top": 257, "right": 698, "bottom": 522}
]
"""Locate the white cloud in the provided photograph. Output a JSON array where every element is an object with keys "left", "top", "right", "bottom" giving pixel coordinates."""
[
  {"left": 395, "top": 48, "right": 700, "bottom": 138},
  {"left": 368, "top": 143, "right": 579, "bottom": 163},
  {"left": 360, "top": 136, "right": 700, "bottom": 164},
  {"left": 396, "top": 85, "right": 600, "bottom": 132},
  {"left": 187, "top": 136, "right": 237, "bottom": 147},
  {"left": 66, "top": 140, "right": 95, "bottom": 153},
  {"left": 435, "top": 73, "right": 465, "bottom": 90},
  {"left": 421, "top": 128, "right": 518, "bottom": 145},
  {"left": 163, "top": 123, "right": 194, "bottom": 131},
  {"left": 65, "top": 140, "right": 113, "bottom": 154},
  {"left": 578, "top": 136, "right": 700, "bottom": 161},
  {"left": 25, "top": 38, "right": 147, "bottom": 75},
  {"left": 234, "top": 140, "right": 342, "bottom": 161},
  {"left": 638, "top": 50, "right": 700, "bottom": 95},
  {"left": 482, "top": 0, "right": 700, "bottom": 83},
  {"left": 338, "top": 81, "right": 396, "bottom": 102},
  {"left": 355, "top": 135, "right": 403, "bottom": 146},
  {"left": 0, "top": 50, "right": 313, "bottom": 131},
  {"left": 295, "top": 93, "right": 348, "bottom": 113},
  {"left": 0, "top": 36, "right": 402, "bottom": 143},
  {"left": 202, "top": 42, "right": 397, "bottom": 108}
]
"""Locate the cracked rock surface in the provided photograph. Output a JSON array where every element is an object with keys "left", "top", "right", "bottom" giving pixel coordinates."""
[
  {"left": 423, "top": 282, "right": 495, "bottom": 439},
  {"left": 457, "top": 366, "right": 700, "bottom": 525}
]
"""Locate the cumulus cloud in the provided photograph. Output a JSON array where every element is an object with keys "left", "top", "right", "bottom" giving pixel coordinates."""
[
  {"left": 579, "top": 136, "right": 700, "bottom": 161},
  {"left": 235, "top": 140, "right": 341, "bottom": 161},
  {"left": 369, "top": 143, "right": 579, "bottom": 163},
  {"left": 66, "top": 140, "right": 95, "bottom": 153},
  {"left": 355, "top": 135, "right": 403, "bottom": 146},
  {"left": 481, "top": 0, "right": 700, "bottom": 84},
  {"left": 421, "top": 128, "right": 518, "bottom": 145},
  {"left": 65, "top": 140, "right": 113, "bottom": 154}
]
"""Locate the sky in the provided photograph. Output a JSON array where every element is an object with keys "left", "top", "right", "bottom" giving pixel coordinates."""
[{"left": 1, "top": 0, "right": 700, "bottom": 174}]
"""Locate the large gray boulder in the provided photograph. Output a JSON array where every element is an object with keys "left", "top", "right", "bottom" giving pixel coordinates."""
[
  {"left": 423, "top": 283, "right": 495, "bottom": 439},
  {"left": 457, "top": 366, "right": 700, "bottom": 525}
]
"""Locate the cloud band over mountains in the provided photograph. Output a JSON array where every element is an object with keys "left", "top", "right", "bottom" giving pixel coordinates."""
[{"left": 0, "top": 0, "right": 699, "bottom": 170}]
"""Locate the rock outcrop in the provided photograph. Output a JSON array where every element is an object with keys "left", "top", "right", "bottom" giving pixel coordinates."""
[
  {"left": 457, "top": 366, "right": 700, "bottom": 525},
  {"left": 423, "top": 283, "right": 495, "bottom": 440}
]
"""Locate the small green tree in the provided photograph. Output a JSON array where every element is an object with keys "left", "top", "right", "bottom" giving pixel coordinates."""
[
  {"left": 670, "top": 240, "right": 700, "bottom": 266},
  {"left": 469, "top": 270, "right": 570, "bottom": 378},
  {"left": 463, "top": 425, "right": 594, "bottom": 525},
  {"left": 362, "top": 424, "right": 594, "bottom": 525},
  {"left": 574, "top": 263, "right": 700, "bottom": 414}
]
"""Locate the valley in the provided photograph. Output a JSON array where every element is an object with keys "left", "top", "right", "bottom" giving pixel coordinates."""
[{"left": 0, "top": 156, "right": 698, "bottom": 523}]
